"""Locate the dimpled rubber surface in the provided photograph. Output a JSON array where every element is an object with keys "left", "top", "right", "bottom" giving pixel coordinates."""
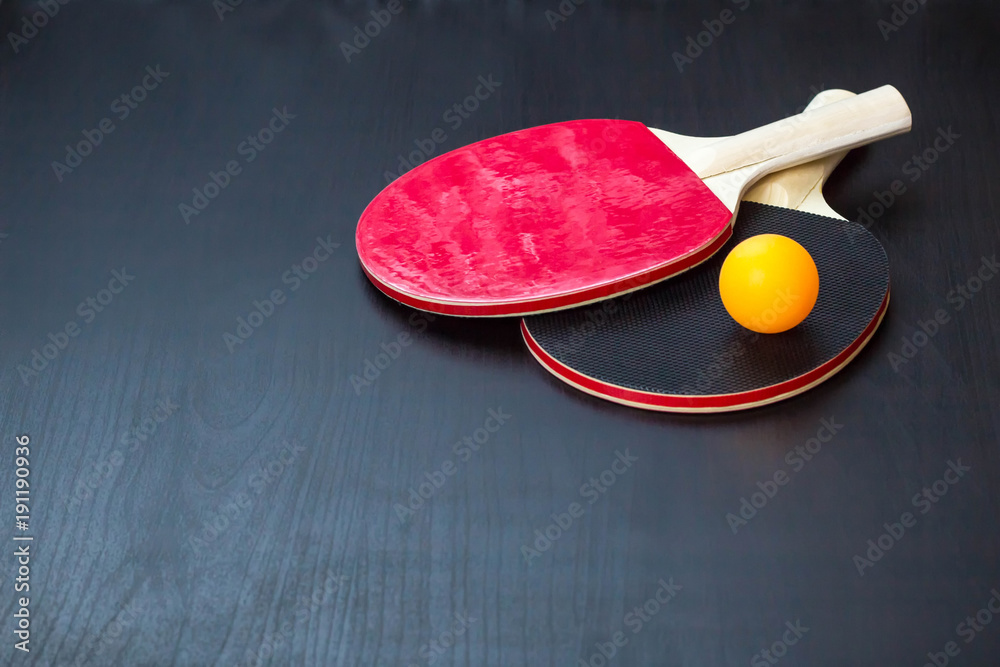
[{"left": 522, "top": 202, "right": 889, "bottom": 398}]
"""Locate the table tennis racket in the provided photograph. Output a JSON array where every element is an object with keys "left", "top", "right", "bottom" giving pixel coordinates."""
[
  {"left": 520, "top": 89, "right": 891, "bottom": 413},
  {"left": 357, "top": 86, "right": 909, "bottom": 317}
]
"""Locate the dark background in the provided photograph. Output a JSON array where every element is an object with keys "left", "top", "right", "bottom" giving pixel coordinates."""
[{"left": 1, "top": 1, "right": 998, "bottom": 665}]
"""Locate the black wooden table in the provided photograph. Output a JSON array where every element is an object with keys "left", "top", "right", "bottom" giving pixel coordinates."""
[{"left": 1, "top": 1, "right": 998, "bottom": 665}]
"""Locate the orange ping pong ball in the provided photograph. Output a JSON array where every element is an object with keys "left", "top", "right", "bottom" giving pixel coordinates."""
[{"left": 718, "top": 234, "right": 819, "bottom": 334}]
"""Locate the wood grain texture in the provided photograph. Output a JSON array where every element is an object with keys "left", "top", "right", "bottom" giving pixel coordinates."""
[{"left": 0, "top": 1, "right": 998, "bottom": 665}]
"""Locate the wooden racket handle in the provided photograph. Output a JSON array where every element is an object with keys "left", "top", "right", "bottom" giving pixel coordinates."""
[
  {"left": 691, "top": 85, "right": 911, "bottom": 179},
  {"left": 743, "top": 89, "right": 856, "bottom": 208}
]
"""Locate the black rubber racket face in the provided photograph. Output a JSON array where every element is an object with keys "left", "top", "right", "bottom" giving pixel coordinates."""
[{"left": 521, "top": 202, "right": 890, "bottom": 413}]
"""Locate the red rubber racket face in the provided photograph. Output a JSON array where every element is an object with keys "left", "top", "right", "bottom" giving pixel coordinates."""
[{"left": 356, "top": 120, "right": 734, "bottom": 317}]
